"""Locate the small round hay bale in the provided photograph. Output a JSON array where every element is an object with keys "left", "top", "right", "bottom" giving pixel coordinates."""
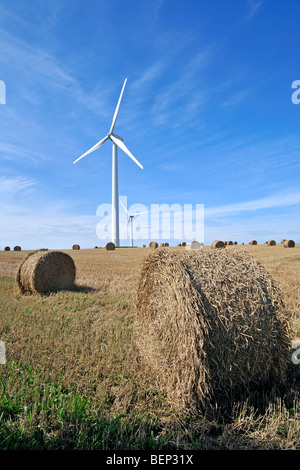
[
  {"left": 160, "top": 243, "right": 165, "bottom": 247},
  {"left": 164, "top": 242, "right": 169, "bottom": 247},
  {"left": 224, "top": 241, "right": 228, "bottom": 245},
  {"left": 227, "top": 241, "right": 233, "bottom": 245},
  {"left": 16, "top": 250, "right": 76, "bottom": 295},
  {"left": 94, "top": 246, "right": 98, "bottom": 249},
  {"left": 211, "top": 240, "right": 225, "bottom": 249},
  {"left": 177, "top": 243, "right": 182, "bottom": 247},
  {"left": 4, "top": 246, "right": 10, "bottom": 251},
  {"left": 143, "top": 244, "right": 146, "bottom": 248},
  {"left": 72, "top": 244, "right": 80, "bottom": 250},
  {"left": 249, "top": 240, "right": 257, "bottom": 245},
  {"left": 233, "top": 241, "right": 238, "bottom": 245},
  {"left": 181, "top": 242, "right": 187, "bottom": 246},
  {"left": 186, "top": 240, "right": 204, "bottom": 250},
  {"left": 14, "top": 246, "right": 21, "bottom": 251},
  {"left": 281, "top": 239, "right": 286, "bottom": 244},
  {"left": 149, "top": 241, "right": 158, "bottom": 249},
  {"left": 241, "top": 243, "right": 244, "bottom": 245},
  {"left": 283, "top": 240, "right": 295, "bottom": 248},
  {"left": 106, "top": 242, "right": 115, "bottom": 251},
  {"left": 136, "top": 248, "right": 291, "bottom": 410},
  {"left": 267, "top": 240, "right": 276, "bottom": 246}
]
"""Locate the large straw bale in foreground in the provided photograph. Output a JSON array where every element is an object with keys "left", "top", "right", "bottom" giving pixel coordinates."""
[
  {"left": 136, "top": 248, "right": 291, "bottom": 410},
  {"left": 17, "top": 250, "right": 76, "bottom": 295}
]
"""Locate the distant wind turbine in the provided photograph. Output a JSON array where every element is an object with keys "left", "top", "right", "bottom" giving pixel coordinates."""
[
  {"left": 120, "top": 200, "right": 149, "bottom": 247},
  {"left": 73, "top": 78, "right": 143, "bottom": 247}
]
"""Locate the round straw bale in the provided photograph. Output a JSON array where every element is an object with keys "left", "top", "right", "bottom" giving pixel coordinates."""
[
  {"left": 181, "top": 242, "right": 187, "bottom": 246},
  {"left": 143, "top": 244, "right": 146, "bottom": 248},
  {"left": 16, "top": 250, "right": 76, "bottom": 295},
  {"left": 281, "top": 239, "right": 286, "bottom": 244},
  {"left": 4, "top": 246, "right": 10, "bottom": 251},
  {"left": 72, "top": 244, "right": 80, "bottom": 250},
  {"left": 160, "top": 243, "right": 165, "bottom": 247},
  {"left": 177, "top": 243, "right": 182, "bottom": 247},
  {"left": 283, "top": 239, "right": 295, "bottom": 248},
  {"left": 14, "top": 246, "right": 21, "bottom": 251},
  {"left": 233, "top": 241, "right": 238, "bottom": 245},
  {"left": 186, "top": 240, "right": 204, "bottom": 250},
  {"left": 224, "top": 241, "right": 228, "bottom": 245},
  {"left": 211, "top": 240, "right": 225, "bottom": 249},
  {"left": 249, "top": 240, "right": 257, "bottom": 245},
  {"left": 149, "top": 241, "right": 158, "bottom": 249},
  {"left": 227, "top": 241, "right": 233, "bottom": 245},
  {"left": 267, "top": 240, "right": 276, "bottom": 246},
  {"left": 136, "top": 248, "right": 291, "bottom": 410},
  {"left": 106, "top": 242, "right": 115, "bottom": 251},
  {"left": 164, "top": 242, "right": 169, "bottom": 247}
]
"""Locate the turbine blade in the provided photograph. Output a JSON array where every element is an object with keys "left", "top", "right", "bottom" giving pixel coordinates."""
[
  {"left": 120, "top": 200, "right": 130, "bottom": 216},
  {"left": 131, "top": 210, "right": 149, "bottom": 217},
  {"left": 73, "top": 136, "right": 109, "bottom": 164},
  {"left": 109, "top": 78, "right": 127, "bottom": 135},
  {"left": 110, "top": 134, "right": 143, "bottom": 169}
]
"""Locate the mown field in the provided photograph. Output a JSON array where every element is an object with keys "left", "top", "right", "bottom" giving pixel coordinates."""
[{"left": 0, "top": 244, "right": 299, "bottom": 450}]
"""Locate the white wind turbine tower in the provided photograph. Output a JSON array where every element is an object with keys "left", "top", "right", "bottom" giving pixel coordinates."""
[
  {"left": 73, "top": 78, "right": 143, "bottom": 247},
  {"left": 120, "top": 200, "right": 149, "bottom": 247}
]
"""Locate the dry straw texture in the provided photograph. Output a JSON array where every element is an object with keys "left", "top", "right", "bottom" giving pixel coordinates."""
[
  {"left": 72, "top": 244, "right": 80, "bottom": 250},
  {"left": 268, "top": 240, "right": 276, "bottom": 246},
  {"left": 136, "top": 248, "right": 291, "bottom": 411},
  {"left": 211, "top": 240, "right": 225, "bottom": 249},
  {"left": 106, "top": 242, "right": 115, "bottom": 251},
  {"left": 283, "top": 240, "right": 295, "bottom": 248},
  {"left": 16, "top": 250, "right": 76, "bottom": 295},
  {"left": 14, "top": 246, "right": 21, "bottom": 251},
  {"left": 149, "top": 241, "right": 158, "bottom": 249}
]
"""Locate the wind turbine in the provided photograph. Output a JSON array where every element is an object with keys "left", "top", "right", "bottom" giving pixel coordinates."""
[
  {"left": 120, "top": 200, "right": 149, "bottom": 247},
  {"left": 73, "top": 78, "right": 143, "bottom": 247}
]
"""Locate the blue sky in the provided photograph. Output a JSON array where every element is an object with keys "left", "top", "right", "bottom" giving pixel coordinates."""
[{"left": 0, "top": 0, "right": 300, "bottom": 248}]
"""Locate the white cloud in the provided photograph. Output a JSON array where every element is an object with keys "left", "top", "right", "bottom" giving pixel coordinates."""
[{"left": 0, "top": 176, "right": 36, "bottom": 194}]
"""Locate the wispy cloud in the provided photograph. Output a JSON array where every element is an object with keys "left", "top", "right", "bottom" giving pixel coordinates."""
[
  {"left": 205, "top": 190, "right": 300, "bottom": 217},
  {"left": 242, "top": 0, "right": 265, "bottom": 23},
  {"left": 0, "top": 176, "right": 36, "bottom": 194}
]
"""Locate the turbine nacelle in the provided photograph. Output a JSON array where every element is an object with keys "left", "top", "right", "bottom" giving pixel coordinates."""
[{"left": 73, "top": 78, "right": 143, "bottom": 169}]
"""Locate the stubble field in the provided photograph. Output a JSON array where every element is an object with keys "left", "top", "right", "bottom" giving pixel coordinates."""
[{"left": 0, "top": 243, "right": 299, "bottom": 450}]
